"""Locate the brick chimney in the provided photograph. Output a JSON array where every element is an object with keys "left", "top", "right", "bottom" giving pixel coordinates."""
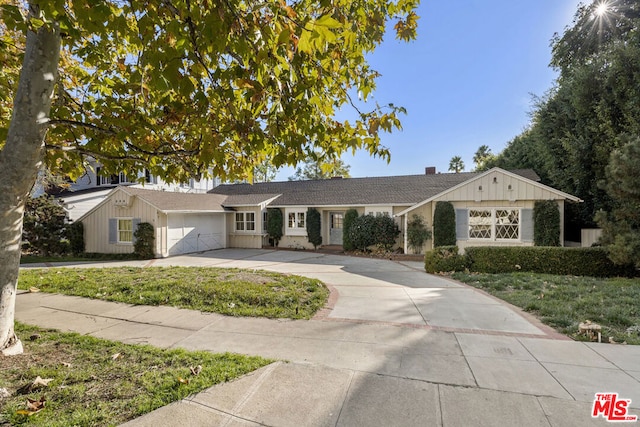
[{"left": 425, "top": 167, "right": 436, "bottom": 175}]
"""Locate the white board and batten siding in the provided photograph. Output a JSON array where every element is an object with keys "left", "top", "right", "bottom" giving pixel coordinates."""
[
  {"left": 430, "top": 170, "right": 569, "bottom": 250},
  {"left": 82, "top": 188, "right": 161, "bottom": 255},
  {"left": 441, "top": 170, "right": 564, "bottom": 203}
]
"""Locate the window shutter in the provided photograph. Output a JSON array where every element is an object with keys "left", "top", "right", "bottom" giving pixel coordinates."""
[
  {"left": 455, "top": 209, "right": 469, "bottom": 240},
  {"left": 108, "top": 218, "right": 117, "bottom": 244},
  {"left": 521, "top": 209, "right": 534, "bottom": 242},
  {"left": 132, "top": 218, "right": 141, "bottom": 243}
]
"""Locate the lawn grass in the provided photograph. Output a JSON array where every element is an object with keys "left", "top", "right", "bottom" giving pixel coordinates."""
[
  {"left": 20, "top": 254, "right": 140, "bottom": 264},
  {"left": 18, "top": 267, "right": 329, "bottom": 319},
  {"left": 452, "top": 272, "right": 640, "bottom": 345},
  {"left": 0, "top": 323, "right": 271, "bottom": 426}
]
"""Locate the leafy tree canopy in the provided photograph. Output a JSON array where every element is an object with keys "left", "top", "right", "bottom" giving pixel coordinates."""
[
  {"left": 488, "top": 0, "right": 640, "bottom": 229},
  {"left": 252, "top": 158, "right": 278, "bottom": 183},
  {"left": 288, "top": 153, "right": 351, "bottom": 180},
  {"left": 0, "top": 0, "right": 418, "bottom": 183},
  {"left": 472, "top": 145, "right": 493, "bottom": 171},
  {"left": 596, "top": 136, "right": 640, "bottom": 267},
  {"left": 0, "top": 0, "right": 419, "bottom": 353}
]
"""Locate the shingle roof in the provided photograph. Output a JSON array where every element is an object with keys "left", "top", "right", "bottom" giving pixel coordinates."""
[
  {"left": 121, "top": 187, "right": 229, "bottom": 212},
  {"left": 209, "top": 169, "right": 541, "bottom": 207},
  {"left": 222, "top": 193, "right": 281, "bottom": 207}
]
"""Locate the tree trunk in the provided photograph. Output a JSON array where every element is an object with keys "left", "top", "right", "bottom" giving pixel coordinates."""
[{"left": 0, "top": 12, "right": 60, "bottom": 355}]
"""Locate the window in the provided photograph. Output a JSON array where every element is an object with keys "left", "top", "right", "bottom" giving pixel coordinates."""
[
  {"left": 118, "top": 219, "right": 133, "bottom": 243},
  {"left": 365, "top": 206, "right": 393, "bottom": 217},
  {"left": 469, "top": 209, "right": 520, "bottom": 240},
  {"left": 263, "top": 211, "right": 268, "bottom": 232},
  {"left": 469, "top": 210, "right": 492, "bottom": 239},
  {"left": 285, "top": 209, "right": 307, "bottom": 235},
  {"left": 235, "top": 212, "right": 255, "bottom": 232},
  {"left": 288, "top": 211, "right": 305, "bottom": 229},
  {"left": 495, "top": 209, "right": 520, "bottom": 239},
  {"left": 331, "top": 213, "right": 343, "bottom": 229}
]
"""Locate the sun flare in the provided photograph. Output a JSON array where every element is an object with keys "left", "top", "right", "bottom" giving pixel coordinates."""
[{"left": 595, "top": 2, "right": 609, "bottom": 17}]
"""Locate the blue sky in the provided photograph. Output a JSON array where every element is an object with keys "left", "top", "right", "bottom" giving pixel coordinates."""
[{"left": 275, "top": 0, "right": 585, "bottom": 180}]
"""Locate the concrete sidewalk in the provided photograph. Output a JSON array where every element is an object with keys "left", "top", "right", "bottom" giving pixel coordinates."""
[{"left": 16, "top": 249, "right": 640, "bottom": 426}]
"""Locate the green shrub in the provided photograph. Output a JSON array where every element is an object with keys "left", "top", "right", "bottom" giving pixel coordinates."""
[
  {"left": 22, "top": 195, "right": 68, "bottom": 256},
  {"left": 133, "top": 222, "right": 155, "bottom": 259},
  {"left": 372, "top": 214, "right": 400, "bottom": 250},
  {"left": 424, "top": 246, "right": 467, "bottom": 273},
  {"left": 433, "top": 201, "right": 456, "bottom": 247},
  {"left": 347, "top": 214, "right": 376, "bottom": 251},
  {"left": 267, "top": 208, "right": 283, "bottom": 246},
  {"left": 534, "top": 200, "right": 560, "bottom": 246},
  {"left": 407, "top": 214, "right": 431, "bottom": 254},
  {"left": 306, "top": 208, "right": 322, "bottom": 249},
  {"left": 342, "top": 209, "right": 359, "bottom": 251},
  {"left": 465, "top": 246, "right": 636, "bottom": 277},
  {"left": 346, "top": 214, "right": 400, "bottom": 251},
  {"left": 66, "top": 221, "right": 85, "bottom": 255}
]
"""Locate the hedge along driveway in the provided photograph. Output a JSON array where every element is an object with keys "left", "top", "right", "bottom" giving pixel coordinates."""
[
  {"left": 456, "top": 246, "right": 636, "bottom": 277},
  {"left": 18, "top": 267, "right": 329, "bottom": 319}
]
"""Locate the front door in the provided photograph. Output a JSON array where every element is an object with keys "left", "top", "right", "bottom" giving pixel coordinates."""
[{"left": 329, "top": 212, "right": 344, "bottom": 245}]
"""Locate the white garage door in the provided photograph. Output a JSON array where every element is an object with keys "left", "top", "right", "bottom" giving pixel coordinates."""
[{"left": 167, "top": 213, "right": 225, "bottom": 256}]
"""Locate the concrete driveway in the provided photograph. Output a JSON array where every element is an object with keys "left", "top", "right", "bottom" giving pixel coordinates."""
[
  {"left": 147, "top": 248, "right": 553, "bottom": 336},
  {"left": 17, "top": 249, "right": 640, "bottom": 426}
]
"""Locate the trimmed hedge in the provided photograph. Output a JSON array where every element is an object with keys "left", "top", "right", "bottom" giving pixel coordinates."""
[
  {"left": 433, "top": 201, "right": 456, "bottom": 247},
  {"left": 424, "top": 246, "right": 467, "bottom": 273},
  {"left": 267, "top": 208, "right": 283, "bottom": 246},
  {"left": 534, "top": 200, "right": 560, "bottom": 246},
  {"left": 133, "top": 222, "right": 155, "bottom": 259},
  {"left": 306, "top": 208, "right": 322, "bottom": 249},
  {"left": 464, "top": 246, "right": 636, "bottom": 277},
  {"left": 342, "top": 209, "right": 359, "bottom": 251}
]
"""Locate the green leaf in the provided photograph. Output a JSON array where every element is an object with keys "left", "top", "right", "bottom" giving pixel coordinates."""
[{"left": 315, "top": 15, "right": 342, "bottom": 29}]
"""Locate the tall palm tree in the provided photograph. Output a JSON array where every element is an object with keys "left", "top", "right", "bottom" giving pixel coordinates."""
[{"left": 448, "top": 156, "right": 465, "bottom": 173}]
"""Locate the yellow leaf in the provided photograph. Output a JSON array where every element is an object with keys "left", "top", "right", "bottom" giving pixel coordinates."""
[
  {"left": 111, "top": 352, "right": 122, "bottom": 361},
  {"left": 29, "top": 287, "right": 40, "bottom": 293},
  {"left": 178, "top": 377, "right": 189, "bottom": 384}
]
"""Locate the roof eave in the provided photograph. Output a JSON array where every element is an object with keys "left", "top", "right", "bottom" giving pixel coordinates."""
[{"left": 395, "top": 167, "right": 582, "bottom": 217}]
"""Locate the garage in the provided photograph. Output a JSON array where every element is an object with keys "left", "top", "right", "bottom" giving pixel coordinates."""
[{"left": 167, "top": 213, "right": 225, "bottom": 256}]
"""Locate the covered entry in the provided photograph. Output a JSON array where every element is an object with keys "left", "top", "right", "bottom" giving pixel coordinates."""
[
  {"left": 329, "top": 211, "right": 344, "bottom": 245},
  {"left": 167, "top": 213, "right": 225, "bottom": 255}
]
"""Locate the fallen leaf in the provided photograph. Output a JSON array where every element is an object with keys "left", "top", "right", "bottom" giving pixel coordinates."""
[
  {"left": 32, "top": 377, "right": 53, "bottom": 388},
  {"left": 16, "top": 376, "right": 53, "bottom": 394},
  {"left": 29, "top": 334, "right": 41, "bottom": 341},
  {"left": 178, "top": 377, "right": 189, "bottom": 385},
  {"left": 190, "top": 365, "right": 202, "bottom": 376},
  {"left": 111, "top": 352, "right": 122, "bottom": 361},
  {"left": 26, "top": 395, "right": 46, "bottom": 413},
  {"left": 17, "top": 396, "right": 47, "bottom": 415},
  {"left": 28, "top": 287, "right": 40, "bottom": 293}
]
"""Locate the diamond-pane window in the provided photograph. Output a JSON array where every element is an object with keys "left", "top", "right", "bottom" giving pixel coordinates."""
[
  {"left": 469, "top": 210, "right": 492, "bottom": 239},
  {"left": 495, "top": 209, "right": 519, "bottom": 240}
]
